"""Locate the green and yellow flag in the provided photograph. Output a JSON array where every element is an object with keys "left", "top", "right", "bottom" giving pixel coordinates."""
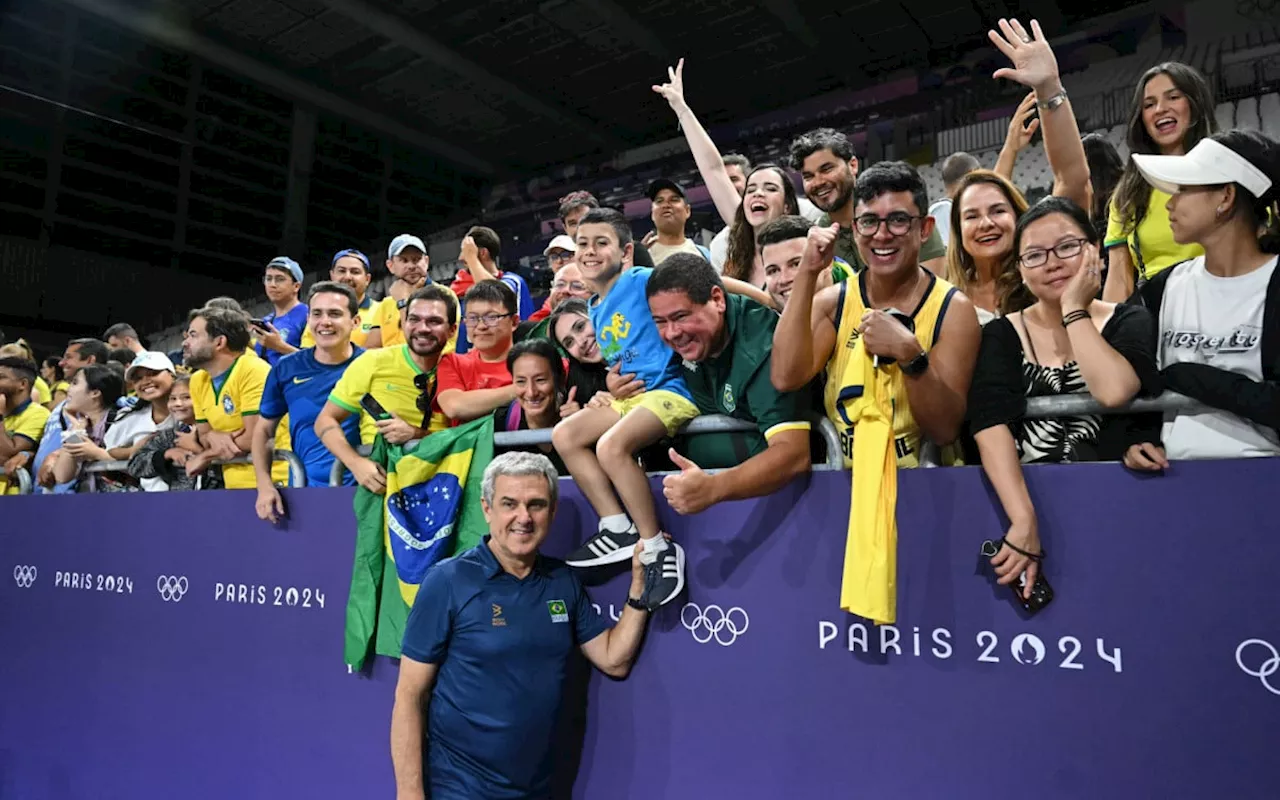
[{"left": 344, "top": 415, "right": 494, "bottom": 670}]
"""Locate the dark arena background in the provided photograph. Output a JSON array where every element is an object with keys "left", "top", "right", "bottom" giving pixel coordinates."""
[{"left": 2, "top": 0, "right": 1280, "bottom": 797}]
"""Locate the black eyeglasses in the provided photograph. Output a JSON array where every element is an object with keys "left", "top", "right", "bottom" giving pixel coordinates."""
[
  {"left": 463, "top": 312, "right": 515, "bottom": 328},
  {"left": 1018, "top": 238, "right": 1089, "bottom": 268},
  {"left": 415, "top": 371, "right": 437, "bottom": 426},
  {"left": 854, "top": 212, "right": 923, "bottom": 237}
]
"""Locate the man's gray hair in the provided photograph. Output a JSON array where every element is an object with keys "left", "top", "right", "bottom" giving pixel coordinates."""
[{"left": 481, "top": 451, "right": 559, "bottom": 507}]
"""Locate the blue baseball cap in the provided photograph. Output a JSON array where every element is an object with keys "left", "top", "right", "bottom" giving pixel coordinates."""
[
  {"left": 266, "top": 256, "right": 303, "bottom": 283},
  {"left": 331, "top": 249, "right": 370, "bottom": 270},
  {"left": 388, "top": 234, "right": 427, "bottom": 259}
]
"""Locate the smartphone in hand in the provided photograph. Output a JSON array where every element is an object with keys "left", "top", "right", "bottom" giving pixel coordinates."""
[
  {"left": 980, "top": 539, "right": 1053, "bottom": 615},
  {"left": 360, "top": 393, "right": 392, "bottom": 421}
]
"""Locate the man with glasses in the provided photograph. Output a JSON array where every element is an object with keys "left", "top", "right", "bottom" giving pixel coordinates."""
[
  {"left": 772, "top": 161, "right": 980, "bottom": 468},
  {"left": 252, "top": 256, "right": 309, "bottom": 367},
  {"left": 518, "top": 262, "right": 592, "bottom": 342},
  {"left": 437, "top": 281, "right": 520, "bottom": 424},
  {"left": 790, "top": 129, "right": 949, "bottom": 278},
  {"left": 522, "top": 235, "right": 578, "bottom": 329},
  {"left": 316, "top": 285, "right": 457, "bottom": 495}
]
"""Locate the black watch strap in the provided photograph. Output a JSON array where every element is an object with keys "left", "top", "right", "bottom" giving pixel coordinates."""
[
  {"left": 626, "top": 596, "right": 649, "bottom": 612},
  {"left": 901, "top": 350, "right": 929, "bottom": 378}
]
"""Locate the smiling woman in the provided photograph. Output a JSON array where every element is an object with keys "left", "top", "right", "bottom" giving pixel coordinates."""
[{"left": 1103, "top": 62, "right": 1217, "bottom": 301}]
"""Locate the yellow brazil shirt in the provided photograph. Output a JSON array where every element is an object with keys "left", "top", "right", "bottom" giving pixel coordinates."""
[
  {"left": 1, "top": 399, "right": 51, "bottom": 494},
  {"left": 301, "top": 294, "right": 377, "bottom": 349},
  {"left": 32, "top": 377, "right": 50, "bottom": 407},
  {"left": 190, "top": 355, "right": 287, "bottom": 489},
  {"left": 368, "top": 288, "right": 458, "bottom": 353},
  {"left": 1105, "top": 190, "right": 1203, "bottom": 281},
  {"left": 329, "top": 343, "right": 448, "bottom": 441}
]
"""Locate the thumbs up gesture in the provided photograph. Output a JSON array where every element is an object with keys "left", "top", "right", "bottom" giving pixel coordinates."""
[{"left": 662, "top": 448, "right": 719, "bottom": 515}]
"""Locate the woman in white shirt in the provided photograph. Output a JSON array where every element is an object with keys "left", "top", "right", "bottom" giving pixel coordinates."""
[
  {"left": 1124, "top": 129, "right": 1280, "bottom": 469},
  {"left": 107, "top": 352, "right": 178, "bottom": 491}
]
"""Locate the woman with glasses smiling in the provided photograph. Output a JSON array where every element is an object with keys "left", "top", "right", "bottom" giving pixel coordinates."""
[{"left": 967, "top": 197, "right": 1159, "bottom": 596}]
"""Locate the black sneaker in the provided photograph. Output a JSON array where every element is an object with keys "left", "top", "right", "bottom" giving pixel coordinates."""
[
  {"left": 640, "top": 543, "right": 686, "bottom": 610},
  {"left": 565, "top": 525, "right": 640, "bottom": 567}
]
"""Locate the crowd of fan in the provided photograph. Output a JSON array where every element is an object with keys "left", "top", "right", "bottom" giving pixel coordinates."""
[{"left": 2, "top": 20, "right": 1277, "bottom": 609}]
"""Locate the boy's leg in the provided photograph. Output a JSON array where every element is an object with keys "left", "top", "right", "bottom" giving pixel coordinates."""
[
  {"left": 553, "top": 406, "right": 640, "bottom": 567},
  {"left": 595, "top": 406, "right": 667, "bottom": 542},
  {"left": 551, "top": 406, "right": 624, "bottom": 519}
]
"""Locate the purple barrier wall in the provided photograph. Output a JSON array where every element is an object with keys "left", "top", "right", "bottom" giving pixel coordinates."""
[{"left": 3, "top": 460, "right": 1279, "bottom": 798}]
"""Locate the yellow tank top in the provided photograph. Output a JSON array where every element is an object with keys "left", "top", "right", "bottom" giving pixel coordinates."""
[{"left": 825, "top": 269, "right": 962, "bottom": 468}]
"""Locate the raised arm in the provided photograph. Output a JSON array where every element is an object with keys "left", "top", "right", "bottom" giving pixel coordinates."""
[
  {"left": 652, "top": 59, "right": 741, "bottom": 226},
  {"left": 994, "top": 93, "right": 1040, "bottom": 181},
  {"left": 721, "top": 276, "right": 776, "bottom": 308},
  {"left": 772, "top": 225, "right": 841, "bottom": 391},
  {"left": 990, "top": 18, "right": 1092, "bottom": 211}
]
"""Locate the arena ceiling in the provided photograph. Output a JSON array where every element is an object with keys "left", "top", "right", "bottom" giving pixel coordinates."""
[{"left": 57, "top": 0, "right": 1150, "bottom": 177}]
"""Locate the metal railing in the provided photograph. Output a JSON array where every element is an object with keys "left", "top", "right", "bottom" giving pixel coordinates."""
[
  {"left": 9, "top": 467, "right": 33, "bottom": 495},
  {"left": 79, "top": 449, "right": 306, "bottom": 490},
  {"left": 918, "top": 391, "right": 1202, "bottom": 468},
  {"left": 329, "top": 414, "right": 845, "bottom": 487}
]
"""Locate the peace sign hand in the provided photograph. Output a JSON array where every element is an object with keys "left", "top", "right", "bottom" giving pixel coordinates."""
[
  {"left": 989, "top": 19, "right": 1062, "bottom": 95},
  {"left": 651, "top": 58, "right": 689, "bottom": 117}
]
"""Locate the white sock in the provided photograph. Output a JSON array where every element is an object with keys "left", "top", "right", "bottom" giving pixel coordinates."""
[
  {"left": 637, "top": 535, "right": 669, "bottom": 565},
  {"left": 600, "top": 514, "right": 634, "bottom": 534}
]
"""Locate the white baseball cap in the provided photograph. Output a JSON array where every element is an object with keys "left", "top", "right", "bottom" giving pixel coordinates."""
[
  {"left": 543, "top": 234, "right": 577, "bottom": 256},
  {"left": 1131, "top": 138, "right": 1273, "bottom": 198},
  {"left": 388, "top": 234, "right": 427, "bottom": 259},
  {"left": 125, "top": 351, "right": 176, "bottom": 381}
]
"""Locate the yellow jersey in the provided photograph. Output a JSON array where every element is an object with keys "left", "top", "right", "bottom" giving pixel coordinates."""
[
  {"left": 32, "top": 377, "right": 50, "bottom": 407},
  {"left": 190, "top": 354, "right": 288, "bottom": 489},
  {"left": 1105, "top": 190, "right": 1203, "bottom": 280},
  {"left": 329, "top": 343, "right": 447, "bottom": 439},
  {"left": 1, "top": 399, "right": 50, "bottom": 494},
  {"left": 300, "top": 294, "right": 377, "bottom": 349},
  {"left": 825, "top": 270, "right": 962, "bottom": 469}
]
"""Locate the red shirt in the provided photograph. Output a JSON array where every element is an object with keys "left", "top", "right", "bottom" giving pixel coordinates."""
[
  {"left": 528, "top": 297, "right": 553, "bottom": 322},
  {"left": 450, "top": 268, "right": 503, "bottom": 298},
  {"left": 438, "top": 351, "right": 513, "bottom": 425}
]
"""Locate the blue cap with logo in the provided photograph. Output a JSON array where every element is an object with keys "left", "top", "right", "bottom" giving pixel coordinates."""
[
  {"left": 388, "top": 234, "right": 427, "bottom": 259},
  {"left": 266, "top": 256, "right": 303, "bottom": 283},
  {"left": 332, "top": 249, "right": 370, "bottom": 270}
]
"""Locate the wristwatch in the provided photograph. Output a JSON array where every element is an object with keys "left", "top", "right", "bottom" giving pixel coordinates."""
[
  {"left": 901, "top": 350, "right": 929, "bottom": 378},
  {"left": 626, "top": 596, "right": 650, "bottom": 612},
  {"left": 1037, "top": 88, "right": 1068, "bottom": 112}
]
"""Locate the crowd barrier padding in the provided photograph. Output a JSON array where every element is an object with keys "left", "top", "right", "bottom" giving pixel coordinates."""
[{"left": 2, "top": 459, "right": 1278, "bottom": 798}]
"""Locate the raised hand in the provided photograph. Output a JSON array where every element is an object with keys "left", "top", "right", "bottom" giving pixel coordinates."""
[
  {"left": 989, "top": 19, "right": 1061, "bottom": 95},
  {"left": 1006, "top": 92, "right": 1041, "bottom": 152},
  {"left": 651, "top": 58, "right": 689, "bottom": 116}
]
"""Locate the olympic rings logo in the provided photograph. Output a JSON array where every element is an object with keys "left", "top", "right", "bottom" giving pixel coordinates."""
[
  {"left": 1237, "top": 639, "right": 1280, "bottom": 696},
  {"left": 680, "top": 603, "right": 749, "bottom": 646},
  {"left": 156, "top": 575, "right": 189, "bottom": 602},
  {"left": 12, "top": 565, "right": 37, "bottom": 588}
]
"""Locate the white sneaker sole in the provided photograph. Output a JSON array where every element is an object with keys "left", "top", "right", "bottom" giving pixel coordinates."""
[{"left": 565, "top": 539, "right": 638, "bottom": 568}]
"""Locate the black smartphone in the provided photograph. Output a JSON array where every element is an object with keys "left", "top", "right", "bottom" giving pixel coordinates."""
[
  {"left": 176, "top": 423, "right": 192, "bottom": 434},
  {"left": 360, "top": 393, "right": 391, "bottom": 421},
  {"left": 249, "top": 318, "right": 268, "bottom": 328},
  {"left": 980, "top": 539, "right": 1053, "bottom": 615}
]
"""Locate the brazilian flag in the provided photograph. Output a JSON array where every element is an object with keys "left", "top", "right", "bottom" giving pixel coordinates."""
[{"left": 344, "top": 415, "right": 494, "bottom": 670}]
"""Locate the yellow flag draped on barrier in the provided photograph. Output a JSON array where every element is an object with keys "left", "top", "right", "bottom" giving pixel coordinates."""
[{"left": 837, "top": 340, "right": 899, "bottom": 625}]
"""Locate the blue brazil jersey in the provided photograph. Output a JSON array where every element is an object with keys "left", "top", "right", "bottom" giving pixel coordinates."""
[{"left": 260, "top": 346, "right": 363, "bottom": 487}]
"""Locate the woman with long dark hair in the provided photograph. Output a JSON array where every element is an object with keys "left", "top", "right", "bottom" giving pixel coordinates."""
[
  {"left": 652, "top": 59, "right": 800, "bottom": 286},
  {"left": 1102, "top": 62, "right": 1217, "bottom": 301},
  {"left": 969, "top": 196, "right": 1159, "bottom": 596},
  {"left": 1081, "top": 133, "right": 1125, "bottom": 239},
  {"left": 1123, "top": 129, "right": 1280, "bottom": 468}
]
